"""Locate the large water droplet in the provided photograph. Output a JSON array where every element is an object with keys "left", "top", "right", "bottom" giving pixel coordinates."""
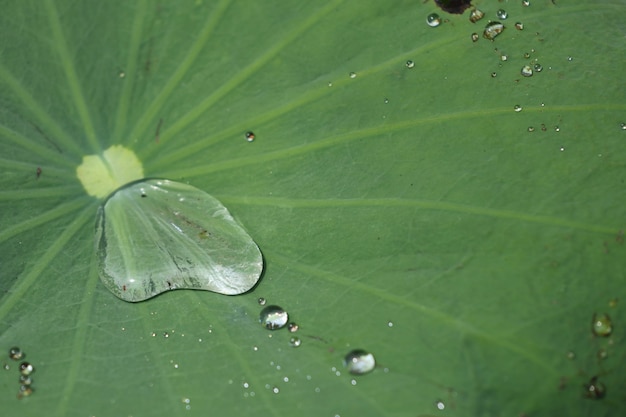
[
  {"left": 9, "top": 347, "right": 23, "bottom": 361},
  {"left": 259, "top": 305, "right": 289, "bottom": 330},
  {"left": 343, "top": 349, "right": 376, "bottom": 375},
  {"left": 426, "top": 13, "right": 441, "bottom": 28},
  {"left": 469, "top": 8, "right": 484, "bottom": 23},
  {"left": 592, "top": 313, "right": 613, "bottom": 337},
  {"left": 483, "top": 22, "right": 504, "bottom": 40}
]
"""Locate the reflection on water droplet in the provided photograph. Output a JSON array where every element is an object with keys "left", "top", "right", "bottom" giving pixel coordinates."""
[
  {"left": 496, "top": 9, "right": 508, "bottom": 19},
  {"left": 258, "top": 297, "right": 266, "bottom": 306},
  {"left": 533, "top": 63, "right": 543, "bottom": 72},
  {"left": 426, "top": 13, "right": 441, "bottom": 27},
  {"left": 406, "top": 60, "right": 415, "bottom": 69},
  {"left": 245, "top": 131, "right": 255, "bottom": 142},
  {"left": 515, "top": 22, "right": 524, "bottom": 30},
  {"left": 9, "top": 347, "right": 23, "bottom": 361},
  {"left": 483, "top": 22, "right": 504, "bottom": 40},
  {"left": 471, "top": 32, "right": 479, "bottom": 42},
  {"left": 349, "top": 72, "right": 356, "bottom": 79},
  {"left": 592, "top": 313, "right": 613, "bottom": 337},
  {"left": 288, "top": 322, "right": 299, "bottom": 332},
  {"left": 521, "top": 65, "right": 533, "bottom": 77},
  {"left": 260, "top": 305, "right": 289, "bottom": 330},
  {"left": 19, "top": 362, "right": 34, "bottom": 376},
  {"left": 289, "top": 337, "right": 302, "bottom": 348},
  {"left": 343, "top": 349, "right": 376, "bottom": 375},
  {"left": 514, "top": 105, "right": 522, "bottom": 112},
  {"left": 469, "top": 9, "right": 484, "bottom": 23},
  {"left": 435, "top": 400, "right": 446, "bottom": 410}
]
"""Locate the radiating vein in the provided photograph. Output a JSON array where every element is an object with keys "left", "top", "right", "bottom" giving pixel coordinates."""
[
  {"left": 0, "top": 124, "right": 75, "bottom": 168},
  {"left": 127, "top": 0, "right": 232, "bottom": 145},
  {"left": 113, "top": 0, "right": 149, "bottom": 141},
  {"left": 220, "top": 195, "right": 618, "bottom": 235},
  {"left": 269, "top": 251, "right": 559, "bottom": 376},
  {"left": 44, "top": 0, "right": 99, "bottom": 152},
  {"left": 142, "top": 0, "right": 345, "bottom": 161},
  {"left": 0, "top": 203, "right": 94, "bottom": 323},
  {"left": 0, "top": 64, "right": 83, "bottom": 158},
  {"left": 0, "top": 186, "right": 80, "bottom": 201},
  {"left": 0, "top": 197, "right": 88, "bottom": 244}
]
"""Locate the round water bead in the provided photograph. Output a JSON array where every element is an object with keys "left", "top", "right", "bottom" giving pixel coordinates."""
[
  {"left": 496, "top": 9, "right": 508, "bottom": 19},
  {"left": 483, "top": 22, "right": 504, "bottom": 40},
  {"left": 521, "top": 65, "right": 533, "bottom": 77},
  {"left": 19, "top": 375, "right": 33, "bottom": 385},
  {"left": 9, "top": 347, "right": 23, "bottom": 361},
  {"left": 17, "top": 385, "right": 34, "bottom": 399},
  {"left": 592, "top": 313, "right": 612, "bottom": 337},
  {"left": 287, "top": 322, "right": 299, "bottom": 333},
  {"left": 349, "top": 72, "right": 356, "bottom": 79},
  {"left": 289, "top": 337, "right": 302, "bottom": 348},
  {"left": 245, "top": 131, "right": 255, "bottom": 142},
  {"left": 258, "top": 297, "right": 267, "bottom": 306},
  {"left": 343, "top": 349, "right": 376, "bottom": 375},
  {"left": 259, "top": 305, "right": 289, "bottom": 330},
  {"left": 19, "top": 362, "right": 34, "bottom": 376},
  {"left": 584, "top": 376, "right": 606, "bottom": 399},
  {"left": 514, "top": 105, "right": 522, "bottom": 112},
  {"left": 426, "top": 13, "right": 441, "bottom": 28},
  {"left": 469, "top": 8, "right": 484, "bottom": 23},
  {"left": 471, "top": 33, "right": 479, "bottom": 42},
  {"left": 406, "top": 60, "right": 415, "bottom": 69}
]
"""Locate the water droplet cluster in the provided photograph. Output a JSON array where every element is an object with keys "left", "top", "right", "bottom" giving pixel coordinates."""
[{"left": 6, "top": 347, "right": 35, "bottom": 399}]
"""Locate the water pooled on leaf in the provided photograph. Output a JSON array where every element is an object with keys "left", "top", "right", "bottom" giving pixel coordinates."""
[
  {"left": 259, "top": 305, "right": 289, "bottom": 330},
  {"left": 8, "top": 347, "right": 23, "bottom": 361},
  {"left": 343, "top": 349, "right": 376, "bottom": 375},
  {"left": 469, "top": 9, "right": 484, "bottom": 23},
  {"left": 521, "top": 65, "right": 533, "bottom": 77},
  {"left": 426, "top": 13, "right": 441, "bottom": 27},
  {"left": 483, "top": 22, "right": 504, "bottom": 40},
  {"left": 592, "top": 313, "right": 612, "bottom": 337},
  {"left": 496, "top": 9, "right": 508, "bottom": 20}
]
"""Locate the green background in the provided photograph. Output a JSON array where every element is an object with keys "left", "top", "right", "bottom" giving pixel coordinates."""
[{"left": 1, "top": 1, "right": 625, "bottom": 416}]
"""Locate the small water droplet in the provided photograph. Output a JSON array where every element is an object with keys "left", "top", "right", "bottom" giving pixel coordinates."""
[
  {"left": 3, "top": 363, "right": 9, "bottom": 371},
  {"left": 289, "top": 337, "right": 302, "bottom": 348},
  {"left": 287, "top": 322, "right": 299, "bottom": 332},
  {"left": 567, "top": 351, "right": 576, "bottom": 360},
  {"left": 19, "top": 375, "right": 33, "bottom": 385},
  {"left": 17, "top": 385, "right": 34, "bottom": 399},
  {"left": 259, "top": 305, "right": 289, "bottom": 330},
  {"left": 567, "top": 56, "right": 573, "bottom": 61},
  {"left": 351, "top": 379, "right": 357, "bottom": 385},
  {"left": 19, "top": 362, "right": 34, "bottom": 376},
  {"left": 592, "top": 313, "right": 613, "bottom": 337},
  {"left": 496, "top": 9, "right": 508, "bottom": 19},
  {"left": 597, "top": 349, "right": 608, "bottom": 360},
  {"left": 327, "top": 81, "right": 333, "bottom": 87},
  {"left": 491, "top": 72, "right": 497, "bottom": 78},
  {"left": 528, "top": 126, "right": 535, "bottom": 132},
  {"left": 9, "top": 347, "right": 23, "bottom": 361},
  {"left": 252, "top": 345, "right": 258, "bottom": 351},
  {"left": 471, "top": 32, "right": 479, "bottom": 42},
  {"left": 406, "top": 60, "right": 415, "bottom": 69},
  {"left": 584, "top": 376, "right": 606, "bottom": 399},
  {"left": 483, "top": 22, "right": 504, "bottom": 40},
  {"left": 554, "top": 126, "right": 560, "bottom": 132},
  {"left": 620, "top": 122, "right": 626, "bottom": 130},
  {"left": 500, "top": 54, "right": 508, "bottom": 61},
  {"left": 258, "top": 297, "right": 266, "bottom": 306},
  {"left": 283, "top": 376, "right": 289, "bottom": 383},
  {"left": 387, "top": 321, "right": 393, "bottom": 327},
  {"left": 349, "top": 72, "right": 357, "bottom": 79},
  {"left": 522, "top": 0, "right": 530, "bottom": 6},
  {"left": 521, "top": 65, "right": 533, "bottom": 77},
  {"left": 559, "top": 147, "right": 565, "bottom": 151},
  {"left": 514, "top": 104, "right": 522, "bottom": 112},
  {"left": 243, "top": 382, "right": 249, "bottom": 388},
  {"left": 245, "top": 131, "right": 255, "bottom": 142},
  {"left": 541, "top": 123, "right": 547, "bottom": 132},
  {"left": 272, "top": 386, "right": 280, "bottom": 394},
  {"left": 435, "top": 400, "right": 446, "bottom": 410},
  {"left": 426, "top": 13, "right": 441, "bottom": 27},
  {"left": 515, "top": 22, "right": 524, "bottom": 30},
  {"left": 163, "top": 332, "right": 169, "bottom": 338},
  {"left": 469, "top": 8, "right": 485, "bottom": 23},
  {"left": 119, "top": 71, "right": 126, "bottom": 78},
  {"left": 384, "top": 98, "right": 389, "bottom": 104},
  {"left": 343, "top": 349, "right": 376, "bottom": 375},
  {"left": 533, "top": 63, "right": 543, "bottom": 72}
]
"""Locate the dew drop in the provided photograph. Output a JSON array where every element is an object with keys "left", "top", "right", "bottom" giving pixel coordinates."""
[
  {"left": 521, "top": 65, "right": 533, "bottom": 77},
  {"left": 554, "top": 126, "right": 560, "bottom": 132},
  {"left": 387, "top": 321, "right": 393, "bottom": 327},
  {"left": 592, "top": 313, "right": 613, "bottom": 337},
  {"left": 384, "top": 98, "right": 389, "bottom": 104},
  {"left": 3, "top": 363, "right": 9, "bottom": 371},
  {"left": 514, "top": 104, "right": 522, "bottom": 112},
  {"left": 259, "top": 305, "right": 289, "bottom": 330},
  {"left": 469, "top": 8, "right": 484, "bottom": 23},
  {"left": 19, "top": 362, "right": 34, "bottom": 376},
  {"left": 258, "top": 297, "right": 266, "bottom": 306},
  {"left": 496, "top": 9, "right": 508, "bottom": 19},
  {"left": 500, "top": 54, "right": 508, "bottom": 61},
  {"left": 584, "top": 376, "right": 606, "bottom": 399},
  {"left": 528, "top": 126, "right": 535, "bottom": 132},
  {"left": 287, "top": 322, "right": 299, "bottom": 333},
  {"left": 289, "top": 337, "right": 302, "bottom": 348},
  {"left": 515, "top": 22, "right": 524, "bottom": 30},
  {"left": 272, "top": 386, "right": 280, "bottom": 394},
  {"left": 491, "top": 72, "right": 497, "bottom": 78},
  {"left": 17, "top": 385, "right": 34, "bottom": 399},
  {"left": 164, "top": 332, "right": 169, "bottom": 338},
  {"left": 350, "top": 378, "right": 357, "bottom": 386},
  {"left": 620, "top": 122, "right": 626, "bottom": 130},
  {"left": 119, "top": 71, "right": 126, "bottom": 78},
  {"left": 522, "top": 0, "right": 530, "bottom": 6},
  {"left": 567, "top": 56, "right": 573, "bottom": 61},
  {"left": 483, "top": 22, "right": 504, "bottom": 40},
  {"left": 19, "top": 375, "right": 33, "bottom": 385},
  {"left": 245, "top": 131, "right": 255, "bottom": 142},
  {"left": 426, "top": 13, "right": 441, "bottom": 28},
  {"left": 349, "top": 72, "right": 357, "bottom": 79},
  {"left": 471, "top": 33, "right": 479, "bottom": 42},
  {"left": 435, "top": 400, "right": 446, "bottom": 410},
  {"left": 9, "top": 347, "right": 23, "bottom": 361},
  {"left": 327, "top": 81, "right": 333, "bottom": 87},
  {"left": 343, "top": 349, "right": 376, "bottom": 375},
  {"left": 406, "top": 60, "right": 415, "bottom": 69},
  {"left": 533, "top": 63, "right": 543, "bottom": 72}
]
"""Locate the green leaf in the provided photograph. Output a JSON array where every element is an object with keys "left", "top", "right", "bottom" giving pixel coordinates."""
[{"left": 1, "top": 1, "right": 625, "bottom": 416}]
